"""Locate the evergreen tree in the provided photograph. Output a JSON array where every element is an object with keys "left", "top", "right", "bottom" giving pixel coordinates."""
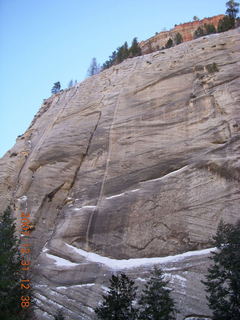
[
  {"left": 51, "top": 82, "right": 61, "bottom": 94},
  {"left": 122, "top": 42, "right": 129, "bottom": 60},
  {"left": 194, "top": 26, "right": 205, "bottom": 38},
  {"left": 138, "top": 267, "right": 177, "bottom": 320},
  {"left": 87, "top": 57, "right": 100, "bottom": 77},
  {"left": 129, "top": 37, "right": 142, "bottom": 57},
  {"left": 68, "top": 80, "right": 73, "bottom": 88},
  {"left": 165, "top": 38, "right": 173, "bottom": 49},
  {"left": 116, "top": 42, "right": 129, "bottom": 64},
  {"left": 0, "top": 207, "right": 26, "bottom": 319},
  {"left": 110, "top": 51, "right": 117, "bottom": 64},
  {"left": 226, "top": 0, "right": 239, "bottom": 18},
  {"left": 174, "top": 32, "right": 183, "bottom": 45},
  {"left": 202, "top": 220, "right": 240, "bottom": 320},
  {"left": 193, "top": 16, "right": 200, "bottom": 21},
  {"left": 204, "top": 24, "right": 216, "bottom": 34},
  {"left": 102, "top": 60, "right": 111, "bottom": 70},
  {"left": 95, "top": 273, "right": 137, "bottom": 320},
  {"left": 217, "top": 15, "right": 235, "bottom": 32}
]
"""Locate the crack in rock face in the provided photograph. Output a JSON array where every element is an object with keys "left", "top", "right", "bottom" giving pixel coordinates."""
[{"left": 0, "top": 28, "right": 240, "bottom": 319}]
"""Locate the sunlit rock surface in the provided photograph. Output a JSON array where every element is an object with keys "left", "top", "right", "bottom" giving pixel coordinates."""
[{"left": 0, "top": 28, "right": 240, "bottom": 319}]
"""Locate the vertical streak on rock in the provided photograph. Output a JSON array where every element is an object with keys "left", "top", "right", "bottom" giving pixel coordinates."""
[
  {"left": 33, "top": 111, "right": 102, "bottom": 258},
  {"left": 85, "top": 60, "right": 139, "bottom": 250},
  {"left": 69, "top": 111, "right": 102, "bottom": 191}
]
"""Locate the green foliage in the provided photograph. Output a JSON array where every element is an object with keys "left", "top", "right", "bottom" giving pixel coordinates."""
[
  {"left": 202, "top": 220, "right": 240, "bottom": 320},
  {"left": 87, "top": 57, "right": 101, "bottom": 77},
  {"left": 68, "top": 80, "right": 73, "bottom": 88},
  {"left": 51, "top": 82, "right": 61, "bottom": 94},
  {"left": 218, "top": 15, "right": 235, "bottom": 32},
  {"left": 54, "top": 310, "right": 65, "bottom": 320},
  {"left": 138, "top": 267, "right": 177, "bottom": 320},
  {"left": 129, "top": 37, "right": 142, "bottom": 57},
  {"left": 194, "top": 24, "right": 216, "bottom": 39},
  {"left": 206, "top": 63, "right": 219, "bottom": 73},
  {"left": 95, "top": 273, "right": 137, "bottom": 320},
  {"left": 116, "top": 42, "right": 129, "bottom": 64},
  {"left": 175, "top": 32, "right": 183, "bottom": 45},
  {"left": 102, "top": 37, "right": 142, "bottom": 70},
  {"left": 194, "top": 26, "right": 205, "bottom": 38},
  {"left": 226, "top": 0, "right": 239, "bottom": 18},
  {"left": 165, "top": 38, "right": 173, "bottom": 49},
  {"left": 193, "top": 16, "right": 200, "bottom": 21},
  {"left": 0, "top": 207, "right": 28, "bottom": 320},
  {"left": 204, "top": 23, "right": 216, "bottom": 34}
]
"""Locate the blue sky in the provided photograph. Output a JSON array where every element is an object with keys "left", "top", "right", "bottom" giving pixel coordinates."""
[{"left": 0, "top": 0, "right": 226, "bottom": 157}]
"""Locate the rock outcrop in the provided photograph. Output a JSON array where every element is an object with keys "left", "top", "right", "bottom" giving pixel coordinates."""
[
  {"left": 140, "top": 15, "right": 225, "bottom": 53},
  {"left": 0, "top": 28, "right": 240, "bottom": 319}
]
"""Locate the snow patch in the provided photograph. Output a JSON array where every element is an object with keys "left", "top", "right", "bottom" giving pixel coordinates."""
[
  {"left": 172, "top": 274, "right": 186, "bottom": 282},
  {"left": 130, "top": 189, "right": 140, "bottom": 193},
  {"left": 87, "top": 307, "right": 94, "bottom": 312},
  {"left": 106, "top": 193, "right": 125, "bottom": 199},
  {"left": 101, "top": 285, "right": 110, "bottom": 293},
  {"left": 143, "top": 166, "right": 189, "bottom": 184},
  {"left": 65, "top": 243, "right": 215, "bottom": 270},
  {"left": 56, "top": 283, "right": 95, "bottom": 289},
  {"left": 18, "top": 195, "right": 27, "bottom": 202},
  {"left": 82, "top": 205, "right": 96, "bottom": 209},
  {"left": 71, "top": 283, "right": 95, "bottom": 288},
  {"left": 136, "top": 277, "right": 147, "bottom": 282},
  {"left": 45, "top": 253, "right": 79, "bottom": 267},
  {"left": 42, "top": 245, "right": 48, "bottom": 253},
  {"left": 73, "top": 205, "right": 96, "bottom": 211}
]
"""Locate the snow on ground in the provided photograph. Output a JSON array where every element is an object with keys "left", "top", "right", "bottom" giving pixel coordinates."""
[
  {"left": 65, "top": 283, "right": 95, "bottom": 288},
  {"left": 65, "top": 243, "right": 215, "bottom": 270},
  {"left": 17, "top": 195, "right": 28, "bottom": 202},
  {"left": 45, "top": 253, "right": 79, "bottom": 267},
  {"left": 106, "top": 193, "right": 125, "bottom": 199},
  {"left": 142, "top": 165, "right": 189, "bottom": 184},
  {"left": 73, "top": 205, "right": 96, "bottom": 211},
  {"left": 136, "top": 277, "right": 147, "bottom": 282}
]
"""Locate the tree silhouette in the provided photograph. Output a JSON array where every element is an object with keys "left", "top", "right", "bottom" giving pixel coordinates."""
[
  {"left": 175, "top": 33, "right": 183, "bottom": 45},
  {"left": 68, "top": 80, "right": 73, "bottom": 88},
  {"left": 0, "top": 207, "right": 30, "bottom": 319},
  {"left": 226, "top": 0, "right": 239, "bottom": 18},
  {"left": 194, "top": 26, "right": 205, "bottom": 38},
  {"left": 129, "top": 37, "right": 142, "bottom": 57},
  {"left": 218, "top": 15, "right": 235, "bottom": 32},
  {"left": 95, "top": 273, "right": 137, "bottom": 320},
  {"left": 202, "top": 220, "right": 240, "bottom": 320},
  {"left": 138, "top": 267, "right": 177, "bottom": 320},
  {"left": 51, "top": 82, "right": 61, "bottom": 94},
  {"left": 87, "top": 58, "right": 101, "bottom": 77},
  {"left": 165, "top": 38, "right": 173, "bottom": 48}
]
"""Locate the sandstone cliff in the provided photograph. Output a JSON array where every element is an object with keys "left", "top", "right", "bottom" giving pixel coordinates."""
[
  {"left": 0, "top": 28, "right": 240, "bottom": 320},
  {"left": 140, "top": 15, "right": 225, "bottom": 54}
]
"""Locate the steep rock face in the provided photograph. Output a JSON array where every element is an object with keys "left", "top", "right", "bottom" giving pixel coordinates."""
[
  {"left": 0, "top": 28, "right": 240, "bottom": 319},
  {"left": 140, "top": 15, "right": 224, "bottom": 53}
]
